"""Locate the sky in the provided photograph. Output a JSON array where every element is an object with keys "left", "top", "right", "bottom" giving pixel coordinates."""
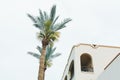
[{"left": 0, "top": 0, "right": 120, "bottom": 80}]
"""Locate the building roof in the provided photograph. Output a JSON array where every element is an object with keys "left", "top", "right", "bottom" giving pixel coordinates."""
[{"left": 74, "top": 43, "right": 120, "bottom": 49}]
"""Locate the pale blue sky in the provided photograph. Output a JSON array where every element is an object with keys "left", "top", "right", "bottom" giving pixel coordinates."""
[{"left": 0, "top": 0, "right": 120, "bottom": 80}]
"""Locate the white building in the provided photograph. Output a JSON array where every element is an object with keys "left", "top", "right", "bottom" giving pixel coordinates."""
[{"left": 61, "top": 43, "right": 120, "bottom": 80}]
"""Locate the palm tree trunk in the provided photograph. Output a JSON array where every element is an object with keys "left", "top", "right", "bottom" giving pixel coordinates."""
[{"left": 38, "top": 45, "right": 46, "bottom": 80}]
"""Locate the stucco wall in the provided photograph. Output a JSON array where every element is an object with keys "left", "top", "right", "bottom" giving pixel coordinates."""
[{"left": 61, "top": 44, "right": 120, "bottom": 80}]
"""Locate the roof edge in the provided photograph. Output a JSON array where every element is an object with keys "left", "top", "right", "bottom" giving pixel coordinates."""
[{"left": 74, "top": 43, "right": 120, "bottom": 49}]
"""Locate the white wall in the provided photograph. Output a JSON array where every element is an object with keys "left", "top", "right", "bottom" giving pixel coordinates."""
[
  {"left": 61, "top": 44, "right": 120, "bottom": 80},
  {"left": 75, "top": 44, "right": 120, "bottom": 80},
  {"left": 61, "top": 47, "right": 76, "bottom": 80}
]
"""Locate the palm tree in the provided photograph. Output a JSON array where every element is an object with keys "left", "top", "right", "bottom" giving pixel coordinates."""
[
  {"left": 27, "top": 5, "right": 71, "bottom": 80},
  {"left": 28, "top": 45, "right": 61, "bottom": 71}
]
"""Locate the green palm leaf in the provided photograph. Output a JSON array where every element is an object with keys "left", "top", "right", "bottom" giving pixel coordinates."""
[
  {"left": 51, "top": 16, "right": 59, "bottom": 28},
  {"left": 27, "top": 14, "right": 37, "bottom": 23},
  {"left": 37, "top": 46, "right": 42, "bottom": 53},
  {"left": 28, "top": 52, "right": 40, "bottom": 59},
  {"left": 50, "top": 5, "right": 56, "bottom": 22},
  {"left": 39, "top": 9, "right": 45, "bottom": 22},
  {"left": 53, "top": 18, "right": 72, "bottom": 31},
  {"left": 46, "top": 60, "right": 52, "bottom": 67},
  {"left": 51, "top": 53, "right": 61, "bottom": 59},
  {"left": 28, "top": 45, "right": 61, "bottom": 68},
  {"left": 43, "top": 11, "right": 49, "bottom": 20},
  {"left": 33, "top": 23, "right": 44, "bottom": 30}
]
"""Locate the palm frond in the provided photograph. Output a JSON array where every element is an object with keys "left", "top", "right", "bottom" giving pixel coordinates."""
[
  {"left": 53, "top": 18, "right": 72, "bottom": 31},
  {"left": 51, "top": 16, "right": 59, "bottom": 30},
  {"left": 28, "top": 45, "right": 61, "bottom": 68},
  {"left": 47, "top": 31, "right": 59, "bottom": 41},
  {"left": 44, "top": 20, "right": 52, "bottom": 30},
  {"left": 27, "top": 14, "right": 37, "bottom": 23},
  {"left": 45, "top": 60, "right": 52, "bottom": 67},
  {"left": 49, "top": 35, "right": 58, "bottom": 42},
  {"left": 37, "top": 17, "right": 45, "bottom": 30},
  {"left": 33, "top": 23, "right": 44, "bottom": 30},
  {"left": 27, "top": 13, "right": 45, "bottom": 31},
  {"left": 50, "top": 53, "right": 61, "bottom": 59},
  {"left": 37, "top": 31, "right": 45, "bottom": 40},
  {"left": 49, "top": 41, "right": 54, "bottom": 47},
  {"left": 39, "top": 9, "right": 44, "bottom": 22},
  {"left": 28, "top": 52, "right": 40, "bottom": 59},
  {"left": 53, "top": 16, "right": 59, "bottom": 25},
  {"left": 45, "top": 46, "right": 52, "bottom": 60},
  {"left": 36, "top": 46, "right": 42, "bottom": 53},
  {"left": 50, "top": 5, "right": 56, "bottom": 22},
  {"left": 44, "top": 11, "right": 49, "bottom": 20},
  {"left": 54, "top": 31, "right": 60, "bottom": 38},
  {"left": 51, "top": 47, "right": 56, "bottom": 54}
]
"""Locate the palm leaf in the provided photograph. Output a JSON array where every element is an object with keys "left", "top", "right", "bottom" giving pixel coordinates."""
[
  {"left": 45, "top": 60, "right": 52, "bottom": 67},
  {"left": 54, "top": 31, "right": 60, "bottom": 38},
  {"left": 36, "top": 46, "right": 42, "bottom": 53},
  {"left": 49, "top": 40, "right": 54, "bottom": 47},
  {"left": 50, "top": 5, "right": 56, "bottom": 22},
  {"left": 27, "top": 14, "right": 37, "bottom": 23},
  {"left": 45, "top": 46, "right": 52, "bottom": 61},
  {"left": 50, "top": 47, "right": 56, "bottom": 54},
  {"left": 33, "top": 23, "right": 44, "bottom": 30},
  {"left": 39, "top": 9, "right": 44, "bottom": 22},
  {"left": 49, "top": 35, "right": 58, "bottom": 42},
  {"left": 52, "top": 16, "right": 59, "bottom": 25},
  {"left": 44, "top": 11, "right": 49, "bottom": 20},
  {"left": 51, "top": 16, "right": 59, "bottom": 30},
  {"left": 50, "top": 53, "right": 61, "bottom": 59},
  {"left": 28, "top": 45, "right": 61, "bottom": 68},
  {"left": 53, "top": 18, "right": 72, "bottom": 31},
  {"left": 37, "top": 31, "right": 45, "bottom": 40},
  {"left": 28, "top": 52, "right": 40, "bottom": 59}
]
